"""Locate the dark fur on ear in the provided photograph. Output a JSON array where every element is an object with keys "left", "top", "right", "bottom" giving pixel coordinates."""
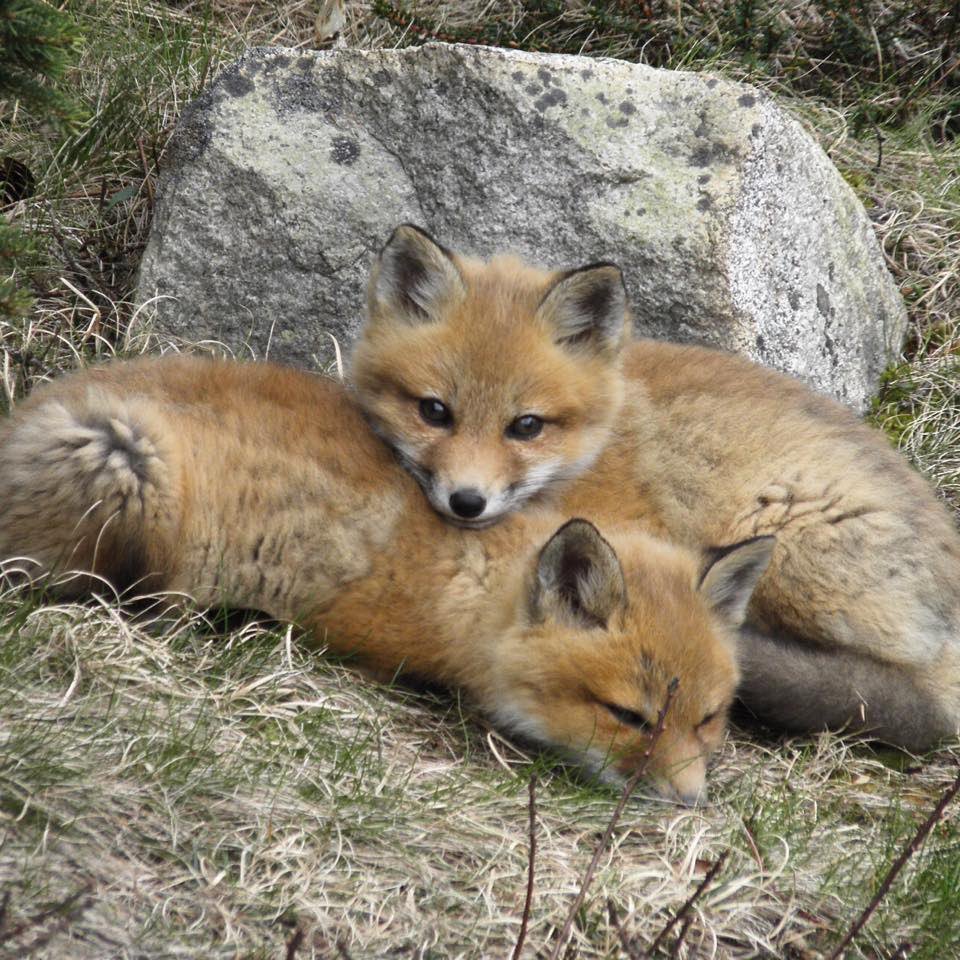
[
  {"left": 698, "top": 536, "right": 775, "bottom": 626},
  {"left": 368, "top": 224, "right": 465, "bottom": 325},
  {"left": 536, "top": 262, "right": 628, "bottom": 357},
  {"left": 531, "top": 519, "right": 627, "bottom": 629}
]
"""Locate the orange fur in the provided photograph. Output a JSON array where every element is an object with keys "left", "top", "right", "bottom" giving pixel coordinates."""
[
  {"left": 353, "top": 232, "right": 626, "bottom": 527},
  {"left": 0, "top": 355, "right": 770, "bottom": 803},
  {"left": 351, "top": 228, "right": 960, "bottom": 751}
]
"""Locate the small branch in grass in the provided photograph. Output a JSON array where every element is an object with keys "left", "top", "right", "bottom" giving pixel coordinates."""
[
  {"left": 739, "top": 814, "right": 764, "bottom": 870},
  {"left": 284, "top": 927, "right": 304, "bottom": 960},
  {"left": 827, "top": 763, "right": 960, "bottom": 960},
  {"left": 510, "top": 774, "right": 538, "bottom": 960},
  {"left": 371, "top": 1, "right": 472, "bottom": 45},
  {"left": 646, "top": 851, "right": 728, "bottom": 957},
  {"left": 136, "top": 138, "right": 155, "bottom": 207},
  {"left": 668, "top": 914, "right": 694, "bottom": 959},
  {"left": 0, "top": 881, "right": 93, "bottom": 953},
  {"left": 48, "top": 221, "right": 98, "bottom": 295},
  {"left": 607, "top": 899, "right": 641, "bottom": 959},
  {"left": 547, "top": 678, "right": 679, "bottom": 960}
]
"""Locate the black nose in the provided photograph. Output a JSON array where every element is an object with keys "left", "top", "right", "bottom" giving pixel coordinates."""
[{"left": 449, "top": 489, "right": 486, "bottom": 519}]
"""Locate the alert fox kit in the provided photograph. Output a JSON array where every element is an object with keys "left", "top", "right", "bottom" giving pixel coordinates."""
[
  {"left": 352, "top": 224, "right": 960, "bottom": 753},
  {"left": 0, "top": 355, "right": 775, "bottom": 803}
]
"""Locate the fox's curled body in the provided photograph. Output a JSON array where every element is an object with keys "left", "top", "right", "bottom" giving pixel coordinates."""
[
  {"left": 0, "top": 356, "right": 771, "bottom": 803},
  {"left": 353, "top": 225, "right": 960, "bottom": 753},
  {"left": 606, "top": 344, "right": 960, "bottom": 750}
]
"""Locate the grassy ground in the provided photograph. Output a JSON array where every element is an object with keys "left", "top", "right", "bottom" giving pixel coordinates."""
[{"left": 2, "top": 2, "right": 960, "bottom": 957}]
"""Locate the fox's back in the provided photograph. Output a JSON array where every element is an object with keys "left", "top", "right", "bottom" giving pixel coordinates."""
[
  {"left": 0, "top": 356, "right": 412, "bottom": 614},
  {"left": 614, "top": 339, "right": 951, "bottom": 541}
]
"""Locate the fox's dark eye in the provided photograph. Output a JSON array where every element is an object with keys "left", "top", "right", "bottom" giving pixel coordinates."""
[
  {"left": 603, "top": 702, "right": 651, "bottom": 730},
  {"left": 419, "top": 398, "right": 452, "bottom": 427},
  {"left": 699, "top": 709, "right": 720, "bottom": 728},
  {"left": 507, "top": 414, "right": 544, "bottom": 440}
]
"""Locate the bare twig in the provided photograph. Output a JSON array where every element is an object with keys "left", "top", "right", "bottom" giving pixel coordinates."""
[
  {"left": 739, "top": 815, "right": 764, "bottom": 870},
  {"left": 547, "top": 678, "right": 679, "bottom": 960},
  {"left": 0, "top": 882, "right": 93, "bottom": 954},
  {"left": 668, "top": 915, "right": 694, "bottom": 959},
  {"left": 136, "top": 137, "right": 155, "bottom": 206},
  {"left": 827, "top": 764, "right": 960, "bottom": 960},
  {"left": 607, "top": 899, "right": 641, "bottom": 959},
  {"left": 646, "top": 852, "right": 729, "bottom": 957},
  {"left": 284, "top": 926, "right": 304, "bottom": 960},
  {"left": 510, "top": 774, "right": 538, "bottom": 960},
  {"left": 371, "top": 1, "right": 477, "bottom": 45}
]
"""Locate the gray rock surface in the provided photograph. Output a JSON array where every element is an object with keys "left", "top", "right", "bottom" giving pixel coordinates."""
[{"left": 139, "top": 42, "right": 906, "bottom": 408}]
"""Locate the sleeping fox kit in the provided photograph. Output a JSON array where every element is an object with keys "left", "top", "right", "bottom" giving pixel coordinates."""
[
  {"left": 0, "top": 355, "right": 774, "bottom": 804},
  {"left": 351, "top": 224, "right": 960, "bottom": 753}
]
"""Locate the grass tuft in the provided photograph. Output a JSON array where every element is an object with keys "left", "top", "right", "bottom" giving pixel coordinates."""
[{"left": 2, "top": 586, "right": 960, "bottom": 957}]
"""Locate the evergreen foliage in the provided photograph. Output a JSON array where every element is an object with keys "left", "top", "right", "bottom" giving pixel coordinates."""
[
  {"left": 0, "top": 0, "right": 82, "bottom": 319},
  {"left": 0, "top": 216, "right": 33, "bottom": 318},
  {"left": 0, "top": 0, "right": 82, "bottom": 125}
]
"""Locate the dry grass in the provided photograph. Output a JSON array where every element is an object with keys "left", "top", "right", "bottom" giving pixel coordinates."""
[
  {"left": 4, "top": 1, "right": 960, "bottom": 957},
  {"left": 3, "top": 582, "right": 959, "bottom": 959}
]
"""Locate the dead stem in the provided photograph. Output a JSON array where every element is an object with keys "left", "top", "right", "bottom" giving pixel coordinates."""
[
  {"left": 0, "top": 882, "right": 93, "bottom": 955},
  {"left": 510, "top": 774, "right": 538, "bottom": 960},
  {"left": 284, "top": 927, "right": 304, "bottom": 960},
  {"left": 547, "top": 678, "right": 679, "bottom": 960},
  {"left": 827, "top": 764, "right": 960, "bottom": 960},
  {"left": 607, "top": 898, "right": 641, "bottom": 959},
  {"left": 646, "top": 851, "right": 729, "bottom": 957}
]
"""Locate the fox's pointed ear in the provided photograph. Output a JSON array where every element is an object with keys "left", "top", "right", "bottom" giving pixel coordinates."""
[
  {"left": 698, "top": 536, "right": 775, "bottom": 627},
  {"left": 368, "top": 224, "right": 465, "bottom": 325},
  {"left": 531, "top": 519, "right": 627, "bottom": 629},
  {"left": 536, "top": 263, "right": 628, "bottom": 357}
]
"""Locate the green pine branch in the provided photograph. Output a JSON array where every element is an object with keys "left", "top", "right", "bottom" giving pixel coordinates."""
[
  {"left": 0, "top": 216, "right": 35, "bottom": 318},
  {"left": 0, "top": 0, "right": 84, "bottom": 124},
  {"left": 0, "top": 0, "right": 83, "bottom": 321}
]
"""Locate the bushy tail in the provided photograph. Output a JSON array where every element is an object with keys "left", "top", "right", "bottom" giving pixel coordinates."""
[
  {"left": 736, "top": 627, "right": 956, "bottom": 753},
  {"left": 0, "top": 390, "right": 179, "bottom": 596}
]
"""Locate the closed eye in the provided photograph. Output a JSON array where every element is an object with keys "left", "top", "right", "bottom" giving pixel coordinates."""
[
  {"left": 697, "top": 708, "right": 722, "bottom": 729},
  {"left": 603, "top": 702, "right": 651, "bottom": 730}
]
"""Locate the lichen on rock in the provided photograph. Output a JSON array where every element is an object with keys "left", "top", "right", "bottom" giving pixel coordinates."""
[{"left": 139, "top": 42, "right": 905, "bottom": 409}]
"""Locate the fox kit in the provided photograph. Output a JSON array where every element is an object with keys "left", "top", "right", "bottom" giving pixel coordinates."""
[
  {"left": 0, "top": 355, "right": 774, "bottom": 803},
  {"left": 351, "top": 224, "right": 960, "bottom": 753}
]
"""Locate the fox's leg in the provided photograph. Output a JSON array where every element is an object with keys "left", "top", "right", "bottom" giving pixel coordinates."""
[
  {"left": 735, "top": 627, "right": 958, "bottom": 752},
  {"left": 0, "top": 390, "right": 182, "bottom": 597}
]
